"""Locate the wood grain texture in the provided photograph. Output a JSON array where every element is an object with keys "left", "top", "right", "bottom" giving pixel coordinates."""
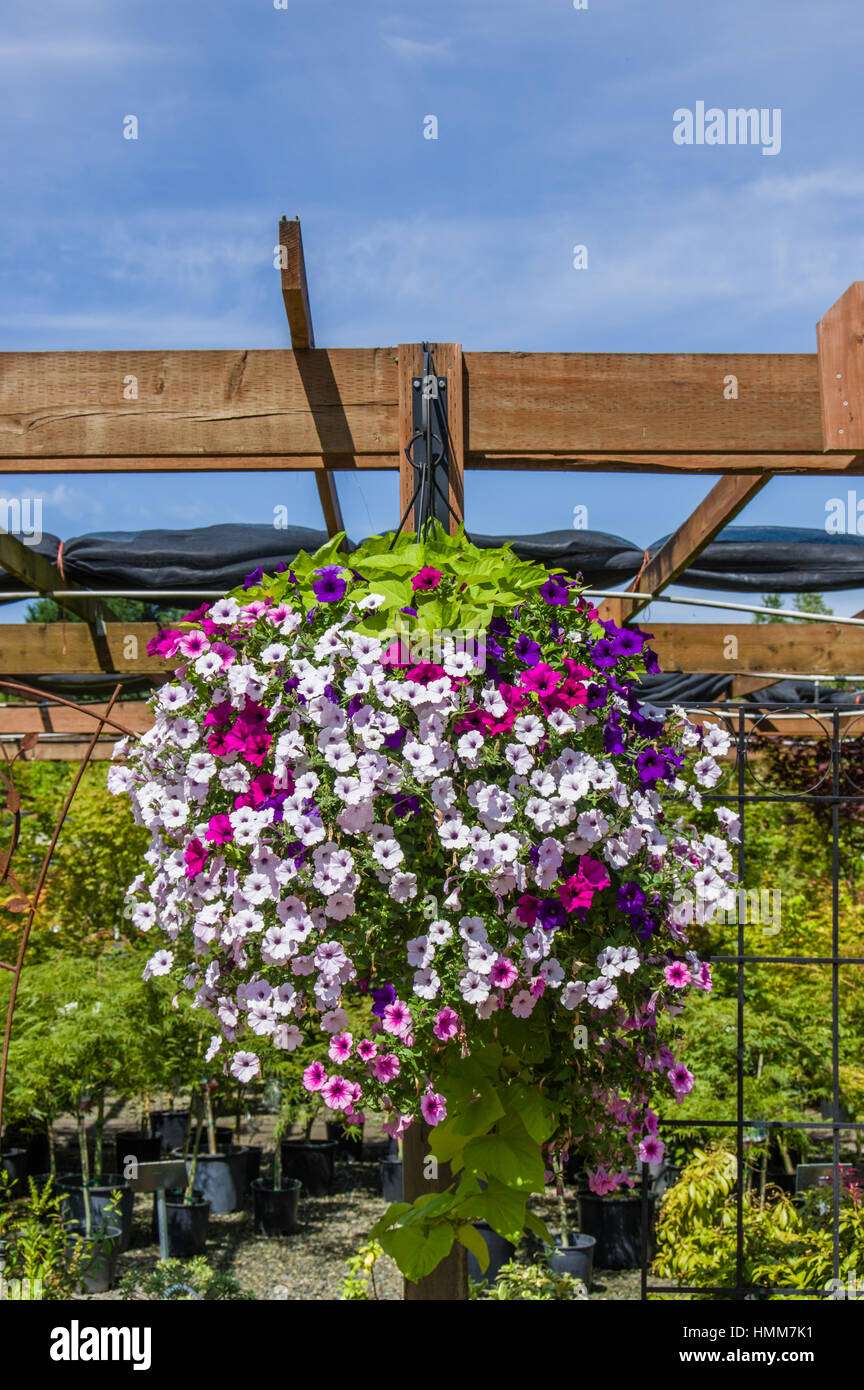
[
  {"left": 0, "top": 351, "right": 842, "bottom": 467},
  {"left": 647, "top": 622, "right": 864, "bottom": 675},
  {"left": 462, "top": 352, "right": 823, "bottom": 453},
  {"left": 817, "top": 282, "right": 864, "bottom": 452},
  {"left": 620, "top": 474, "right": 770, "bottom": 620},
  {"left": 278, "top": 217, "right": 315, "bottom": 350},
  {"left": 0, "top": 350, "right": 399, "bottom": 460},
  {"left": 0, "top": 623, "right": 171, "bottom": 674}
]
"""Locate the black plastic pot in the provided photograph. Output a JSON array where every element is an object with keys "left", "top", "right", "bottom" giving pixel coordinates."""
[
  {"left": 548, "top": 1233, "right": 596, "bottom": 1289},
  {"left": 151, "top": 1110, "right": 191, "bottom": 1153},
  {"left": 66, "top": 1222, "right": 121, "bottom": 1294},
  {"left": 326, "top": 1121, "right": 364, "bottom": 1162},
  {"left": 175, "top": 1149, "right": 247, "bottom": 1215},
  {"left": 280, "top": 1139, "right": 337, "bottom": 1198},
  {"left": 6, "top": 1128, "right": 49, "bottom": 1177},
  {"left": 151, "top": 1190, "right": 211, "bottom": 1258},
  {"left": 57, "top": 1173, "right": 134, "bottom": 1253},
  {"left": 114, "top": 1131, "right": 161, "bottom": 1168},
  {"left": 244, "top": 1145, "right": 263, "bottom": 1187},
  {"left": 577, "top": 1193, "right": 655, "bottom": 1270},
  {"left": 251, "top": 1177, "right": 301, "bottom": 1236},
  {"left": 1, "top": 1147, "right": 27, "bottom": 1197},
  {"left": 466, "top": 1221, "right": 515, "bottom": 1285},
  {"left": 380, "top": 1157, "right": 403, "bottom": 1202}
]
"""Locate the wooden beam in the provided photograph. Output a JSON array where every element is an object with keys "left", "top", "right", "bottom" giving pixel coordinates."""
[
  {"left": 278, "top": 217, "right": 315, "bottom": 350},
  {"left": 437, "top": 344, "right": 465, "bottom": 529},
  {"left": 619, "top": 474, "right": 770, "bottom": 622},
  {"left": 0, "top": 621, "right": 861, "bottom": 678},
  {"left": 0, "top": 701, "right": 154, "bottom": 736},
  {"left": 315, "top": 470, "right": 345, "bottom": 538},
  {"left": 461, "top": 352, "right": 823, "bottom": 454},
  {"left": 817, "top": 282, "right": 864, "bottom": 451},
  {"left": 0, "top": 623, "right": 171, "bottom": 675},
  {"left": 0, "top": 351, "right": 850, "bottom": 470},
  {"left": 0, "top": 350, "right": 399, "bottom": 463},
  {"left": 465, "top": 452, "right": 864, "bottom": 475},
  {"left": 647, "top": 622, "right": 864, "bottom": 675},
  {"left": 0, "top": 528, "right": 118, "bottom": 671}
]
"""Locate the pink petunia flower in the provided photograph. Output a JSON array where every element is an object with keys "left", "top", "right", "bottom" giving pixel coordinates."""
[
  {"left": 432, "top": 1007, "right": 459, "bottom": 1042},
  {"left": 665, "top": 961, "right": 692, "bottom": 989},
  {"left": 420, "top": 1091, "right": 447, "bottom": 1126},
  {"left": 382, "top": 1000, "right": 412, "bottom": 1037},
  {"left": 302, "top": 1061, "right": 328, "bottom": 1092},
  {"left": 411, "top": 567, "right": 443, "bottom": 592}
]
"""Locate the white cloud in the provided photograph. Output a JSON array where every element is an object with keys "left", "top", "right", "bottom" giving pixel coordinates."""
[{"left": 382, "top": 35, "right": 452, "bottom": 61}]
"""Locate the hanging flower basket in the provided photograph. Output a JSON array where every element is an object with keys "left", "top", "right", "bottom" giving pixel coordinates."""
[{"left": 111, "top": 527, "right": 737, "bottom": 1283}]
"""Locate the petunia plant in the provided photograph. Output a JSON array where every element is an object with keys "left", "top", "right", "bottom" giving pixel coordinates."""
[{"left": 111, "top": 526, "right": 737, "bottom": 1282}]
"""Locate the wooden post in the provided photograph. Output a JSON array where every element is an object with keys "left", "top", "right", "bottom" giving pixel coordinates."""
[
  {"left": 817, "top": 282, "right": 864, "bottom": 451},
  {"left": 401, "top": 1121, "right": 468, "bottom": 1301},
  {"left": 397, "top": 344, "right": 464, "bottom": 534}
]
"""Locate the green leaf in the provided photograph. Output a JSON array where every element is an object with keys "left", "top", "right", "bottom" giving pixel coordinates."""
[
  {"left": 455, "top": 1222, "right": 490, "bottom": 1272},
  {"left": 452, "top": 1080, "right": 505, "bottom": 1139},
  {"left": 461, "top": 1117, "right": 546, "bottom": 1193},
  {"left": 457, "top": 1177, "right": 527, "bottom": 1245},
  {"left": 386, "top": 1223, "right": 455, "bottom": 1281},
  {"left": 524, "top": 1210, "right": 555, "bottom": 1249},
  {"left": 369, "top": 1201, "right": 412, "bottom": 1237},
  {"left": 506, "top": 1082, "right": 556, "bottom": 1144}
]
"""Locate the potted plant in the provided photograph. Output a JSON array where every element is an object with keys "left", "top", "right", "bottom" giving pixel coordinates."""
[
  {"left": 541, "top": 1151, "right": 596, "bottom": 1287},
  {"left": 115, "top": 528, "right": 740, "bottom": 1295}
]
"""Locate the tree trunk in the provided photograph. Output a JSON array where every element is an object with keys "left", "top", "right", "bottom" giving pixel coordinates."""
[{"left": 402, "top": 1121, "right": 468, "bottom": 1301}]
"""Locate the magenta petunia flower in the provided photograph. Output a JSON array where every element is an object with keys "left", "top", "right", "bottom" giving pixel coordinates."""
[
  {"left": 322, "top": 1075, "right": 353, "bottom": 1111},
  {"left": 668, "top": 1062, "right": 695, "bottom": 1097},
  {"left": 489, "top": 957, "right": 518, "bottom": 989},
  {"left": 420, "top": 1091, "right": 447, "bottom": 1126},
  {"left": 432, "top": 1007, "right": 459, "bottom": 1041},
  {"left": 205, "top": 814, "right": 233, "bottom": 845},
  {"left": 356, "top": 1037, "right": 378, "bottom": 1062},
  {"left": 372, "top": 1053, "right": 401, "bottom": 1083},
  {"left": 411, "top": 567, "right": 443, "bottom": 592},
  {"left": 302, "top": 1061, "right": 328, "bottom": 1092},
  {"left": 183, "top": 838, "right": 208, "bottom": 878},
  {"left": 665, "top": 961, "right": 692, "bottom": 989},
  {"left": 638, "top": 1136, "right": 665, "bottom": 1165},
  {"left": 328, "top": 1031, "right": 353, "bottom": 1063},
  {"left": 382, "top": 1000, "right": 412, "bottom": 1037}
]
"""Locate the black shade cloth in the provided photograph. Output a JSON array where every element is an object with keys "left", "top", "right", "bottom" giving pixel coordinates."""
[
  {"left": 635, "top": 673, "right": 732, "bottom": 706},
  {"left": 3, "top": 524, "right": 864, "bottom": 599},
  {"left": 647, "top": 526, "right": 864, "bottom": 593},
  {"left": 468, "top": 529, "right": 643, "bottom": 586},
  {"left": 60, "top": 524, "right": 350, "bottom": 592}
]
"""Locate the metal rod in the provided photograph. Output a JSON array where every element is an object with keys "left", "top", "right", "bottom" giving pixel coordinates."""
[{"left": 583, "top": 589, "right": 864, "bottom": 626}]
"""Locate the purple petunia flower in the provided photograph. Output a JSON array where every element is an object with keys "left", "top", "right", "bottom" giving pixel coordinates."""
[
  {"left": 312, "top": 566, "right": 347, "bottom": 603},
  {"left": 243, "top": 567, "right": 264, "bottom": 590},
  {"left": 514, "top": 633, "right": 542, "bottom": 666},
  {"left": 540, "top": 575, "right": 571, "bottom": 606},
  {"left": 636, "top": 748, "right": 669, "bottom": 784},
  {"left": 370, "top": 984, "right": 397, "bottom": 1018}
]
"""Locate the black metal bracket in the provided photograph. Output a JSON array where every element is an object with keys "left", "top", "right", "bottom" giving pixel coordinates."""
[{"left": 391, "top": 343, "right": 461, "bottom": 546}]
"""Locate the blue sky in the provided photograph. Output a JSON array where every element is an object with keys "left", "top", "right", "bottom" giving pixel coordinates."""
[{"left": 2, "top": 0, "right": 864, "bottom": 634}]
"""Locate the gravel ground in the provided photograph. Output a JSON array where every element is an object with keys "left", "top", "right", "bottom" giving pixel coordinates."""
[
  {"left": 41, "top": 1109, "right": 660, "bottom": 1302},
  {"left": 82, "top": 1154, "right": 658, "bottom": 1302}
]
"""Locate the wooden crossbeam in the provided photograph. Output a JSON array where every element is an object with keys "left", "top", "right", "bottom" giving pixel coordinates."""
[
  {"left": 1, "top": 350, "right": 852, "bottom": 469},
  {"left": 611, "top": 474, "right": 771, "bottom": 624},
  {"left": 0, "top": 621, "right": 862, "bottom": 678},
  {"left": 0, "top": 529, "right": 117, "bottom": 670}
]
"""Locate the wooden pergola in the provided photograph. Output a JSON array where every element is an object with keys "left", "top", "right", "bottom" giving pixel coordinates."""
[{"left": 1, "top": 218, "right": 863, "bottom": 755}]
